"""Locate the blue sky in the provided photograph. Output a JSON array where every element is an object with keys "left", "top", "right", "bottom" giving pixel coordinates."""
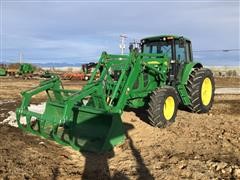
[{"left": 1, "top": 0, "right": 239, "bottom": 66}]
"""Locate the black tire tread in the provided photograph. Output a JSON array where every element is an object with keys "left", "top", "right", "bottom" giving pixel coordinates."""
[
  {"left": 147, "top": 87, "right": 179, "bottom": 128},
  {"left": 186, "top": 68, "right": 215, "bottom": 113}
]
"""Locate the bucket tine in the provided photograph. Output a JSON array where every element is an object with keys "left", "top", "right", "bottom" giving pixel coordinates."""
[
  {"left": 25, "top": 115, "right": 32, "bottom": 132},
  {"left": 16, "top": 111, "right": 22, "bottom": 129}
]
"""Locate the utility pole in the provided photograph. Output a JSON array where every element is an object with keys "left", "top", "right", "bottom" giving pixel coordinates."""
[
  {"left": 19, "top": 52, "right": 23, "bottom": 64},
  {"left": 119, "top": 34, "right": 127, "bottom": 55}
]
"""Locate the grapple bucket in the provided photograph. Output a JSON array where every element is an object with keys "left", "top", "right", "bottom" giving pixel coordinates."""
[
  {"left": 16, "top": 52, "right": 138, "bottom": 152},
  {"left": 16, "top": 102, "right": 125, "bottom": 152},
  {"left": 16, "top": 75, "right": 126, "bottom": 152}
]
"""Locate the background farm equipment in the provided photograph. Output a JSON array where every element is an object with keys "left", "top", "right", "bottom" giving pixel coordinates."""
[
  {"left": 40, "top": 70, "right": 55, "bottom": 79},
  {"left": 0, "top": 65, "right": 7, "bottom": 76},
  {"left": 62, "top": 72, "right": 85, "bottom": 80},
  {"left": 16, "top": 35, "right": 215, "bottom": 153},
  {"left": 82, "top": 62, "right": 98, "bottom": 80},
  {"left": 62, "top": 62, "right": 98, "bottom": 81},
  {"left": 6, "top": 63, "right": 36, "bottom": 77}
]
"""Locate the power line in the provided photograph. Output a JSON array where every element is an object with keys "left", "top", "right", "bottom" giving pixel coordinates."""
[
  {"left": 2, "top": 48, "right": 239, "bottom": 62},
  {"left": 13, "top": 56, "right": 98, "bottom": 60},
  {"left": 193, "top": 49, "right": 240, "bottom": 52}
]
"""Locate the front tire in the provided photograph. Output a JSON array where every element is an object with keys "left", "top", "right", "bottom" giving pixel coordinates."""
[
  {"left": 186, "top": 68, "right": 215, "bottom": 113},
  {"left": 147, "top": 87, "right": 179, "bottom": 128}
]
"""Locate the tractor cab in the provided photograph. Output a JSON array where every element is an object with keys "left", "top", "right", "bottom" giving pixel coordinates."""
[
  {"left": 140, "top": 35, "right": 193, "bottom": 62},
  {"left": 140, "top": 35, "right": 193, "bottom": 83}
]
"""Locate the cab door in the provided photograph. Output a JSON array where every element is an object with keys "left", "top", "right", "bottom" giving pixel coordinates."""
[{"left": 171, "top": 39, "right": 192, "bottom": 83}]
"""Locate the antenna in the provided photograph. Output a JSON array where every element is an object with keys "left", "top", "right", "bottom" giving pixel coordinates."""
[{"left": 119, "top": 34, "right": 127, "bottom": 55}]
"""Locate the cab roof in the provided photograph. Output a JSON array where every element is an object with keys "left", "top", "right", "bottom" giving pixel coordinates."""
[{"left": 141, "top": 35, "right": 190, "bottom": 42}]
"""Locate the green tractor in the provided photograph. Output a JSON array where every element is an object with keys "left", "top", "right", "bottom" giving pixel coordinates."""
[
  {"left": 16, "top": 35, "right": 215, "bottom": 152},
  {"left": 7, "top": 63, "right": 35, "bottom": 77},
  {"left": 0, "top": 67, "right": 7, "bottom": 76},
  {"left": 18, "top": 63, "right": 35, "bottom": 76}
]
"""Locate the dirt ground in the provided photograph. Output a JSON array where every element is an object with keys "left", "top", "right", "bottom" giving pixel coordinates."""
[
  {"left": 0, "top": 77, "right": 240, "bottom": 179},
  {"left": 214, "top": 76, "right": 240, "bottom": 88}
]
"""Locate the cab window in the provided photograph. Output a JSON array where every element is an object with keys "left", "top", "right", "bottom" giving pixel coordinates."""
[
  {"left": 143, "top": 41, "right": 173, "bottom": 59},
  {"left": 152, "top": 46, "right": 157, "bottom": 53},
  {"left": 175, "top": 40, "right": 192, "bottom": 62},
  {"left": 175, "top": 40, "right": 186, "bottom": 62}
]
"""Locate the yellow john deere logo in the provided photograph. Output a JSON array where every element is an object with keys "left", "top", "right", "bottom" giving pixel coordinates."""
[{"left": 147, "top": 61, "right": 160, "bottom": 64}]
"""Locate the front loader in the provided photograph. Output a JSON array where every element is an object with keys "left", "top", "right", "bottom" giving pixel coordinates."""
[{"left": 16, "top": 35, "right": 215, "bottom": 152}]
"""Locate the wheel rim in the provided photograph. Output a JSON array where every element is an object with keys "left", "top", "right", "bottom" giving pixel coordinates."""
[
  {"left": 201, "top": 77, "right": 212, "bottom": 106},
  {"left": 163, "top": 96, "right": 175, "bottom": 120}
]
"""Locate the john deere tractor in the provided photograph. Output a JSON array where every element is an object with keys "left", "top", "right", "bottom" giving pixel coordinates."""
[
  {"left": 0, "top": 66, "right": 7, "bottom": 76},
  {"left": 7, "top": 63, "right": 35, "bottom": 77},
  {"left": 16, "top": 35, "right": 215, "bottom": 152}
]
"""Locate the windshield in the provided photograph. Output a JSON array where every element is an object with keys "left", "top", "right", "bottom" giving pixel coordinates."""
[{"left": 142, "top": 41, "right": 173, "bottom": 59}]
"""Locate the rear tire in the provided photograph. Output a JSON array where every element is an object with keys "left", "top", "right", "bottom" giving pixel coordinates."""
[
  {"left": 186, "top": 68, "right": 215, "bottom": 113},
  {"left": 147, "top": 87, "right": 179, "bottom": 128}
]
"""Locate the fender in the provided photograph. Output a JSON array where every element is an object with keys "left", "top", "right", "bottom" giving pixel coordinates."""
[
  {"left": 180, "top": 62, "right": 203, "bottom": 85},
  {"left": 176, "top": 62, "right": 203, "bottom": 105}
]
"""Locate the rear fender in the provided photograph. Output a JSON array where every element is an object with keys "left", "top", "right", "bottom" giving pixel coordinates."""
[
  {"left": 176, "top": 62, "right": 202, "bottom": 105},
  {"left": 180, "top": 62, "right": 203, "bottom": 85}
]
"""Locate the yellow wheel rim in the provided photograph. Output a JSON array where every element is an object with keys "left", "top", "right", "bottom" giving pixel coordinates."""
[
  {"left": 201, "top": 77, "right": 212, "bottom": 106},
  {"left": 163, "top": 96, "right": 175, "bottom": 120}
]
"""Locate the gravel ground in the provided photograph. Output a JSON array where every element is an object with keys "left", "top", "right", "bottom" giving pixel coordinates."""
[{"left": 0, "top": 77, "right": 239, "bottom": 179}]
